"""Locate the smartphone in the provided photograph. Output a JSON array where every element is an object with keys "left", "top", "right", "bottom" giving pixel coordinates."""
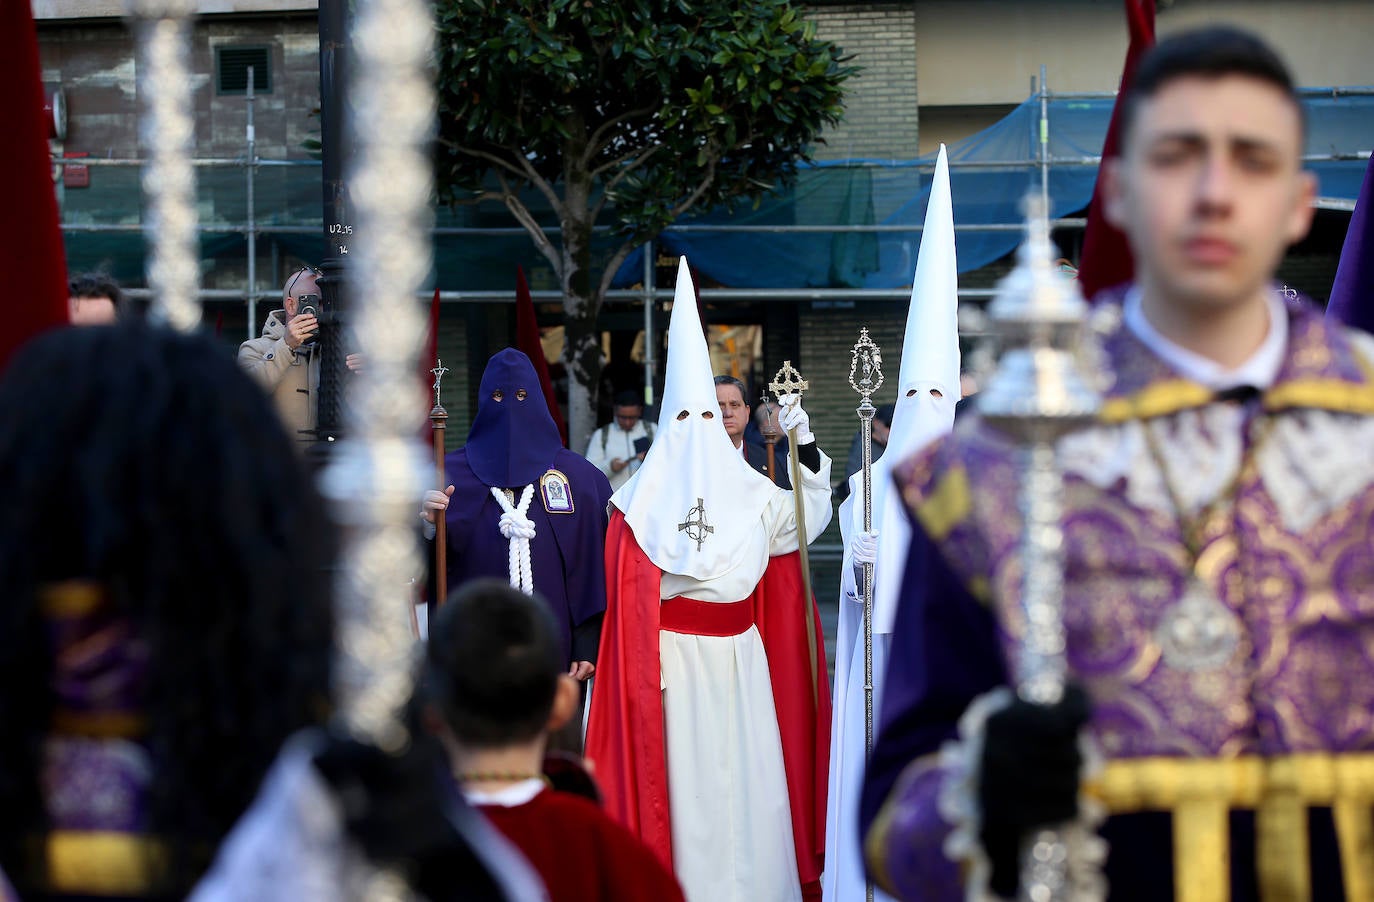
[{"left": 297, "top": 294, "right": 320, "bottom": 339}]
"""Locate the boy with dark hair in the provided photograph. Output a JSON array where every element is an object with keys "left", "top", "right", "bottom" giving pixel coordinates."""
[
  {"left": 862, "top": 24, "right": 1374, "bottom": 901},
  {"left": 424, "top": 579, "right": 685, "bottom": 902}
]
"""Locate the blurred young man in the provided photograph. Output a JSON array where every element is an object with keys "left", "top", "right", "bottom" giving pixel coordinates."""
[
  {"left": 424, "top": 579, "right": 685, "bottom": 902},
  {"left": 861, "top": 26, "right": 1374, "bottom": 901}
]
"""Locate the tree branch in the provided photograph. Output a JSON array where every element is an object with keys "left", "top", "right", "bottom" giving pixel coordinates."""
[
  {"left": 495, "top": 172, "right": 561, "bottom": 273},
  {"left": 589, "top": 144, "right": 667, "bottom": 221},
  {"left": 581, "top": 102, "right": 662, "bottom": 169},
  {"left": 440, "top": 139, "right": 564, "bottom": 218}
]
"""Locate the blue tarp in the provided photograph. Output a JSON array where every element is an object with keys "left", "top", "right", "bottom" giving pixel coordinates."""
[
  {"left": 628, "top": 89, "right": 1374, "bottom": 290},
  {"left": 60, "top": 90, "right": 1374, "bottom": 292}
]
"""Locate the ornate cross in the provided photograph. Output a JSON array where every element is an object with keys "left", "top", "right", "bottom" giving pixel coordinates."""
[
  {"left": 677, "top": 497, "right": 714, "bottom": 551},
  {"left": 768, "top": 360, "right": 808, "bottom": 405},
  {"left": 430, "top": 358, "right": 449, "bottom": 409}
]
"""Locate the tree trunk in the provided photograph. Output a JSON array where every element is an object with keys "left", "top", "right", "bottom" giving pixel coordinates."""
[{"left": 560, "top": 196, "right": 600, "bottom": 452}]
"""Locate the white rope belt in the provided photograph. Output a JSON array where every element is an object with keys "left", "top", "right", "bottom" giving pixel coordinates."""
[{"left": 490, "top": 485, "right": 536, "bottom": 595}]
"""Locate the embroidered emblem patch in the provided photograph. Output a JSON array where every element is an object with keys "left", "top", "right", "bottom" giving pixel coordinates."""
[{"left": 540, "top": 469, "right": 574, "bottom": 514}]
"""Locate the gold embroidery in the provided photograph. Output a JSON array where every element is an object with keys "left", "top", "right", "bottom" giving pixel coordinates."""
[
  {"left": 39, "top": 580, "right": 105, "bottom": 617},
  {"left": 45, "top": 831, "right": 167, "bottom": 895},
  {"left": 1263, "top": 378, "right": 1374, "bottom": 415},
  {"left": 1091, "top": 753, "right": 1374, "bottom": 902},
  {"left": 913, "top": 466, "right": 971, "bottom": 542},
  {"left": 1099, "top": 380, "right": 1214, "bottom": 422}
]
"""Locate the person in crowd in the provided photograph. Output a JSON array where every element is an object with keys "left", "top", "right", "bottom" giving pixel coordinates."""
[
  {"left": 0, "top": 324, "right": 335, "bottom": 898},
  {"left": 587, "top": 259, "right": 833, "bottom": 902},
  {"left": 585, "top": 389, "right": 656, "bottom": 491},
  {"left": 422, "top": 348, "right": 613, "bottom": 684},
  {"left": 861, "top": 27, "right": 1374, "bottom": 901},
  {"left": 422, "top": 578, "right": 686, "bottom": 902},
  {"left": 236, "top": 266, "right": 361, "bottom": 443},
  {"left": 716, "top": 374, "right": 792, "bottom": 488},
  {"left": 67, "top": 272, "right": 127, "bottom": 325}
]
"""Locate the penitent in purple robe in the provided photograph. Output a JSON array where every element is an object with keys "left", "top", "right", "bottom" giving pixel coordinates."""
[
  {"left": 437, "top": 349, "right": 612, "bottom": 666},
  {"left": 861, "top": 294, "right": 1374, "bottom": 901}
]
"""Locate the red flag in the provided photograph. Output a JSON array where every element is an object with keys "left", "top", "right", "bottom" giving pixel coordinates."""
[
  {"left": 515, "top": 266, "right": 568, "bottom": 447},
  {"left": 1078, "top": 0, "right": 1155, "bottom": 301},
  {"left": 0, "top": 1, "right": 69, "bottom": 372}
]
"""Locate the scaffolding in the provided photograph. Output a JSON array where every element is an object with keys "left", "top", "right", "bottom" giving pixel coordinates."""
[{"left": 58, "top": 78, "right": 1374, "bottom": 346}]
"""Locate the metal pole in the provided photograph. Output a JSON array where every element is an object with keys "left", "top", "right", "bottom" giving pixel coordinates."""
[
  {"left": 314, "top": 0, "right": 351, "bottom": 444},
  {"left": 1039, "top": 64, "right": 1051, "bottom": 216},
  {"left": 642, "top": 240, "right": 655, "bottom": 409},
  {"left": 848, "top": 328, "right": 884, "bottom": 902},
  {"left": 245, "top": 66, "right": 257, "bottom": 345},
  {"left": 977, "top": 194, "right": 1104, "bottom": 901}
]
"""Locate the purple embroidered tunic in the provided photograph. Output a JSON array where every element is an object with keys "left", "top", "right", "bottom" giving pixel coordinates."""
[{"left": 860, "top": 300, "right": 1374, "bottom": 900}]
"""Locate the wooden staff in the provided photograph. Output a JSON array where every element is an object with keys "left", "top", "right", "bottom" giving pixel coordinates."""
[
  {"left": 759, "top": 392, "right": 779, "bottom": 485},
  {"left": 430, "top": 359, "right": 450, "bottom": 614}
]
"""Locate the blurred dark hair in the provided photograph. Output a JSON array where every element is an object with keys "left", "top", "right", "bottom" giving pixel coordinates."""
[
  {"left": 876, "top": 403, "right": 895, "bottom": 428},
  {"left": 612, "top": 389, "right": 642, "bottom": 409},
  {"left": 0, "top": 324, "right": 335, "bottom": 893},
  {"left": 68, "top": 272, "right": 127, "bottom": 316},
  {"left": 423, "top": 579, "right": 561, "bottom": 749},
  {"left": 1120, "top": 26, "right": 1304, "bottom": 150}
]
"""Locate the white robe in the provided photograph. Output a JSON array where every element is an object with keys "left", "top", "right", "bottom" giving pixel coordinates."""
[{"left": 657, "top": 448, "right": 832, "bottom": 902}]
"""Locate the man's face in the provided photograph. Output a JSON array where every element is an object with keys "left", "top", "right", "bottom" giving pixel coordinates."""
[
  {"left": 613, "top": 404, "right": 642, "bottom": 432},
  {"left": 283, "top": 272, "right": 321, "bottom": 321},
  {"left": 715, "top": 384, "right": 747, "bottom": 443},
  {"left": 1104, "top": 75, "right": 1315, "bottom": 316},
  {"left": 68, "top": 296, "right": 117, "bottom": 325}
]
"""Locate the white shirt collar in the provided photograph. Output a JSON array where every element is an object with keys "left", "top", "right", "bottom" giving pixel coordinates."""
[
  {"left": 462, "top": 778, "right": 546, "bottom": 808},
  {"left": 1122, "top": 286, "right": 1287, "bottom": 391}
]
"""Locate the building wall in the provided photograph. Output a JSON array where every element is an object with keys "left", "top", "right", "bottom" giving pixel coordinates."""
[
  {"left": 913, "top": 0, "right": 1374, "bottom": 153},
  {"left": 40, "top": 16, "right": 321, "bottom": 161},
  {"left": 807, "top": 3, "right": 919, "bottom": 161}
]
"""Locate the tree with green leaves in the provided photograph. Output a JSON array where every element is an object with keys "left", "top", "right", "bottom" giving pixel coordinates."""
[{"left": 435, "top": 0, "right": 855, "bottom": 448}]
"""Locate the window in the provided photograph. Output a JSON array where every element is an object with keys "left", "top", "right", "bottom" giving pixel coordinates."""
[{"left": 216, "top": 46, "right": 272, "bottom": 95}]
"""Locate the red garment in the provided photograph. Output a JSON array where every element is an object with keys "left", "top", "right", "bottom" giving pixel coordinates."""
[
  {"left": 515, "top": 265, "right": 568, "bottom": 447},
  {"left": 0, "top": 0, "right": 69, "bottom": 374},
  {"left": 585, "top": 510, "right": 831, "bottom": 897},
  {"left": 477, "top": 787, "right": 685, "bottom": 902},
  {"left": 1077, "top": 0, "right": 1156, "bottom": 299}
]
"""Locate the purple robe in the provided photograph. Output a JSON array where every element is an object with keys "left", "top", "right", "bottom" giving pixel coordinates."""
[
  {"left": 442, "top": 446, "right": 612, "bottom": 666},
  {"left": 861, "top": 295, "right": 1374, "bottom": 900},
  {"left": 435, "top": 349, "right": 612, "bottom": 665}
]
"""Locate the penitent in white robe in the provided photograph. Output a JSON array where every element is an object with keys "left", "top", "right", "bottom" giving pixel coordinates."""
[{"left": 658, "top": 448, "right": 832, "bottom": 902}]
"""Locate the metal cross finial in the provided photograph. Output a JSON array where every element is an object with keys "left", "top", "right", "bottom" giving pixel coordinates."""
[
  {"left": 769, "top": 360, "right": 809, "bottom": 403},
  {"left": 849, "top": 327, "right": 884, "bottom": 400},
  {"left": 430, "top": 358, "right": 449, "bottom": 409}
]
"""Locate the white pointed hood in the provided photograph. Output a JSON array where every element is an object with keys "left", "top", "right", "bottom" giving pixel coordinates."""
[
  {"left": 612, "top": 257, "right": 776, "bottom": 580},
  {"left": 839, "top": 144, "right": 961, "bottom": 633}
]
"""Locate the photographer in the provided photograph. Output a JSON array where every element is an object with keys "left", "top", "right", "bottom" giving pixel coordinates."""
[
  {"left": 584, "top": 389, "right": 655, "bottom": 491},
  {"left": 237, "top": 266, "right": 360, "bottom": 443}
]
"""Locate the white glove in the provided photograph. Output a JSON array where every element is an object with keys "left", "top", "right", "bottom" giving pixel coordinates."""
[
  {"left": 850, "top": 530, "right": 879, "bottom": 565},
  {"left": 498, "top": 510, "right": 537, "bottom": 540},
  {"left": 776, "top": 394, "right": 814, "bottom": 445}
]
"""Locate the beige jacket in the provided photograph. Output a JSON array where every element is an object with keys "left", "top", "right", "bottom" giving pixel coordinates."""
[{"left": 237, "top": 310, "right": 318, "bottom": 442}]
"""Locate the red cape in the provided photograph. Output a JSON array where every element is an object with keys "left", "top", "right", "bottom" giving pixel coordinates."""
[{"left": 585, "top": 510, "right": 831, "bottom": 896}]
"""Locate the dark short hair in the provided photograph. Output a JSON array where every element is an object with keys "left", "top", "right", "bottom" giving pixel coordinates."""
[
  {"left": 68, "top": 272, "right": 126, "bottom": 315},
  {"left": 424, "top": 579, "right": 561, "bottom": 749},
  {"left": 613, "top": 389, "right": 642, "bottom": 409},
  {"left": 713, "top": 374, "right": 747, "bottom": 403},
  {"left": 1119, "top": 26, "right": 1303, "bottom": 150},
  {"left": 876, "top": 403, "right": 895, "bottom": 428}
]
